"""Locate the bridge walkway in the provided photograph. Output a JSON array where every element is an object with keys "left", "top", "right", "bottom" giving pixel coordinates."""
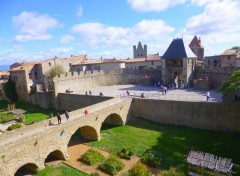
[{"left": 0, "top": 97, "right": 130, "bottom": 147}]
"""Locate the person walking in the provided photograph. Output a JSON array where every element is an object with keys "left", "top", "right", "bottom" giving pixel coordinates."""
[
  {"left": 57, "top": 113, "right": 61, "bottom": 124},
  {"left": 84, "top": 109, "right": 88, "bottom": 116},
  {"left": 207, "top": 91, "right": 210, "bottom": 101},
  {"left": 65, "top": 111, "right": 69, "bottom": 121}
]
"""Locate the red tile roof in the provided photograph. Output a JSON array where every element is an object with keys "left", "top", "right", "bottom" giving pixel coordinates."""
[
  {"left": 222, "top": 49, "right": 238, "bottom": 56},
  {"left": 146, "top": 54, "right": 161, "bottom": 61}
]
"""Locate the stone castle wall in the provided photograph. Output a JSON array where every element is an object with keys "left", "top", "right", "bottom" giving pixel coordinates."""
[
  {"left": 133, "top": 98, "right": 240, "bottom": 132},
  {"left": 57, "top": 93, "right": 112, "bottom": 111},
  {"left": 194, "top": 66, "right": 237, "bottom": 89},
  {"left": 30, "top": 92, "right": 54, "bottom": 109},
  {"left": 53, "top": 69, "right": 161, "bottom": 96}
]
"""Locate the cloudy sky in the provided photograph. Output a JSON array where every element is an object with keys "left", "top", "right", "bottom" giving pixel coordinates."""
[{"left": 0, "top": 0, "right": 240, "bottom": 65}]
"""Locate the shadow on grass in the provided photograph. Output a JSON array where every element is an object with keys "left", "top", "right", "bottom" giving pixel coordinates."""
[{"left": 127, "top": 117, "right": 240, "bottom": 174}]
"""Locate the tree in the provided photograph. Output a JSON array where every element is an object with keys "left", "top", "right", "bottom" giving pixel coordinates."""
[
  {"left": 219, "top": 69, "right": 240, "bottom": 96},
  {"left": 3, "top": 78, "right": 18, "bottom": 102},
  {"left": 231, "top": 46, "right": 240, "bottom": 50},
  {"left": 48, "top": 65, "right": 65, "bottom": 78}
]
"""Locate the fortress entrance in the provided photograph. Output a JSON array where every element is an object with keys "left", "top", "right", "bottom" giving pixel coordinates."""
[{"left": 174, "top": 70, "right": 183, "bottom": 87}]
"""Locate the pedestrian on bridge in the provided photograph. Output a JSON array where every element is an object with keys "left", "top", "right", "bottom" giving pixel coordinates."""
[
  {"left": 65, "top": 111, "right": 69, "bottom": 121},
  {"left": 57, "top": 113, "right": 61, "bottom": 124},
  {"left": 84, "top": 109, "right": 88, "bottom": 116}
]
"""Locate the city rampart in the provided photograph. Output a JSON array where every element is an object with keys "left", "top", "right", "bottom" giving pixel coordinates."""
[
  {"left": 53, "top": 69, "right": 161, "bottom": 97},
  {"left": 57, "top": 93, "right": 113, "bottom": 111},
  {"left": 194, "top": 66, "right": 237, "bottom": 89},
  {"left": 133, "top": 98, "right": 240, "bottom": 132},
  {"left": 0, "top": 97, "right": 133, "bottom": 176}
]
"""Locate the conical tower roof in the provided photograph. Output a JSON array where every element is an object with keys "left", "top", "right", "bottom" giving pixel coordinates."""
[
  {"left": 162, "top": 38, "right": 187, "bottom": 59},
  {"left": 189, "top": 35, "right": 203, "bottom": 48}
]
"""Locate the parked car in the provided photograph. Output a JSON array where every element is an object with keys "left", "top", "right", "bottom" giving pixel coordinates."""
[{"left": 66, "top": 88, "right": 73, "bottom": 93}]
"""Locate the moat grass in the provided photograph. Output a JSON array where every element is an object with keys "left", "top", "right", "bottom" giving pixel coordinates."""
[
  {"left": 35, "top": 163, "right": 88, "bottom": 176},
  {"left": 89, "top": 117, "right": 240, "bottom": 175},
  {"left": 0, "top": 100, "right": 58, "bottom": 125}
]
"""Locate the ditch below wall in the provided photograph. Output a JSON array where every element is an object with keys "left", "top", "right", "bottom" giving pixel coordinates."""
[{"left": 132, "top": 99, "right": 240, "bottom": 132}]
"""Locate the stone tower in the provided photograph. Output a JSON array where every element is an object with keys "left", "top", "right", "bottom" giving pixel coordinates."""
[
  {"left": 161, "top": 38, "right": 196, "bottom": 86},
  {"left": 133, "top": 42, "right": 147, "bottom": 58},
  {"left": 189, "top": 35, "right": 204, "bottom": 61}
]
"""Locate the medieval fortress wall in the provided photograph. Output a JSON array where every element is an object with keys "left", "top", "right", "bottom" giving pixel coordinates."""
[
  {"left": 53, "top": 69, "right": 161, "bottom": 96},
  {"left": 133, "top": 98, "right": 240, "bottom": 132},
  {"left": 194, "top": 66, "right": 236, "bottom": 89}
]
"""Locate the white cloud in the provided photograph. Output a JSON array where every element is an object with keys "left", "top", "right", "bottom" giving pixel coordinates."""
[
  {"left": 77, "top": 5, "right": 83, "bottom": 17},
  {"left": 72, "top": 19, "right": 174, "bottom": 46},
  {"left": 59, "top": 35, "right": 75, "bottom": 44},
  {"left": 12, "top": 11, "right": 61, "bottom": 42},
  {"left": 191, "top": 0, "right": 218, "bottom": 6},
  {"left": 183, "top": 0, "right": 240, "bottom": 55},
  {"left": 127, "top": 0, "right": 187, "bottom": 12}
]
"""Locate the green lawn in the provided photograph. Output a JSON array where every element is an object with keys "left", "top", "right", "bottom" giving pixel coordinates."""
[
  {"left": 0, "top": 100, "right": 58, "bottom": 125},
  {"left": 89, "top": 118, "right": 240, "bottom": 174},
  {"left": 35, "top": 164, "right": 88, "bottom": 176}
]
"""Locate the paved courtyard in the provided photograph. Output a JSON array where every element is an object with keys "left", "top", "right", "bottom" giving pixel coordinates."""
[{"left": 77, "top": 85, "right": 223, "bottom": 102}]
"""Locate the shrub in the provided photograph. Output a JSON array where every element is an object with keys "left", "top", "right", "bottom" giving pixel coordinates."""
[
  {"left": 129, "top": 162, "right": 152, "bottom": 176},
  {"left": 81, "top": 149, "right": 105, "bottom": 166},
  {"left": 48, "top": 65, "right": 65, "bottom": 78},
  {"left": 100, "top": 156, "right": 125, "bottom": 175},
  {"left": 90, "top": 172, "right": 100, "bottom": 176},
  {"left": 117, "top": 148, "right": 134, "bottom": 160},
  {"left": 7, "top": 123, "right": 22, "bottom": 131},
  {"left": 141, "top": 150, "right": 161, "bottom": 167},
  {"left": 161, "top": 167, "right": 185, "bottom": 176}
]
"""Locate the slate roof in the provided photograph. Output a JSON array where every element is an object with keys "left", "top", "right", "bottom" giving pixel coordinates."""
[
  {"left": 189, "top": 35, "right": 204, "bottom": 48},
  {"left": 162, "top": 38, "right": 188, "bottom": 59}
]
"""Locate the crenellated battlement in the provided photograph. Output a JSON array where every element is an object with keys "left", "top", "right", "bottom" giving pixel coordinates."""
[
  {"left": 195, "top": 66, "right": 237, "bottom": 74},
  {"left": 53, "top": 69, "right": 161, "bottom": 83},
  {"left": 53, "top": 70, "right": 105, "bottom": 81}
]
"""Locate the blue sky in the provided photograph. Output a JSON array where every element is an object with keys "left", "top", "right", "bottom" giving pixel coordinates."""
[{"left": 0, "top": 0, "right": 240, "bottom": 65}]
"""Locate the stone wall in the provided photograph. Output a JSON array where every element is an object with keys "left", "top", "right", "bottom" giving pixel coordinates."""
[
  {"left": 133, "top": 98, "right": 240, "bottom": 132},
  {"left": 30, "top": 92, "right": 54, "bottom": 109},
  {"left": 57, "top": 93, "right": 112, "bottom": 111},
  {"left": 53, "top": 69, "right": 161, "bottom": 97},
  {"left": 194, "top": 66, "right": 236, "bottom": 89}
]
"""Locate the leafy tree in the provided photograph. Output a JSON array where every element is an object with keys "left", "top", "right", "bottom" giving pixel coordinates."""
[
  {"left": 3, "top": 78, "right": 18, "bottom": 102},
  {"left": 48, "top": 65, "right": 65, "bottom": 78},
  {"left": 219, "top": 69, "right": 240, "bottom": 95},
  {"left": 231, "top": 46, "right": 240, "bottom": 50}
]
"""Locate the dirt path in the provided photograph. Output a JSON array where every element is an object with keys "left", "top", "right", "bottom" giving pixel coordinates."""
[{"left": 65, "top": 141, "right": 141, "bottom": 175}]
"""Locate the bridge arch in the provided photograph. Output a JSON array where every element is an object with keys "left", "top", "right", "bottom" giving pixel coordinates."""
[
  {"left": 44, "top": 149, "right": 66, "bottom": 163},
  {"left": 70, "top": 125, "right": 99, "bottom": 142},
  {"left": 14, "top": 163, "right": 38, "bottom": 176},
  {"left": 102, "top": 113, "right": 124, "bottom": 126}
]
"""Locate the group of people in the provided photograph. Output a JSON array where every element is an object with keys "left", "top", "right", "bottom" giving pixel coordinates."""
[
  {"left": 56, "top": 109, "right": 89, "bottom": 124},
  {"left": 84, "top": 90, "right": 103, "bottom": 96},
  {"left": 85, "top": 91, "right": 92, "bottom": 95}
]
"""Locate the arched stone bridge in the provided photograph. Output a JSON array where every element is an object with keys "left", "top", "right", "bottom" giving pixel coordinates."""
[{"left": 0, "top": 97, "right": 132, "bottom": 176}]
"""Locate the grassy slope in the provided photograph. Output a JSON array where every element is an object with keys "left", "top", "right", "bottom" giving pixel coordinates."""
[
  {"left": 89, "top": 118, "right": 240, "bottom": 173},
  {"left": 0, "top": 101, "right": 58, "bottom": 125},
  {"left": 35, "top": 164, "right": 88, "bottom": 176}
]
